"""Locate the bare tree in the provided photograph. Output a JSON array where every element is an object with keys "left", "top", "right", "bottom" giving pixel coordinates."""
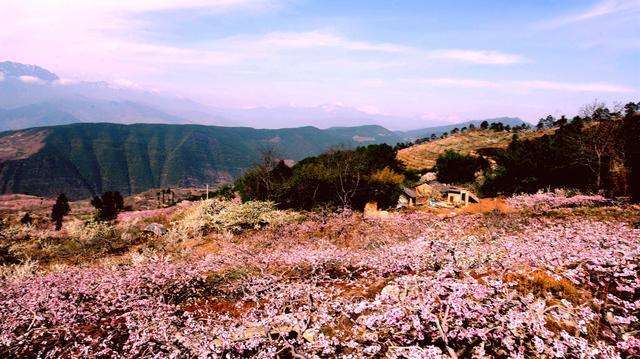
[
  {"left": 563, "top": 118, "right": 622, "bottom": 192},
  {"left": 580, "top": 99, "right": 607, "bottom": 119},
  {"left": 325, "top": 146, "right": 361, "bottom": 209}
]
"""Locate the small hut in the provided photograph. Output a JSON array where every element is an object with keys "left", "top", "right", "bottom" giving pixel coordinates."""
[
  {"left": 442, "top": 187, "right": 479, "bottom": 205},
  {"left": 397, "top": 187, "right": 417, "bottom": 207}
]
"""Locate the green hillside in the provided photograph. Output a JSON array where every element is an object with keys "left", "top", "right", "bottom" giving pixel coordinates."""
[{"left": 0, "top": 123, "right": 401, "bottom": 199}]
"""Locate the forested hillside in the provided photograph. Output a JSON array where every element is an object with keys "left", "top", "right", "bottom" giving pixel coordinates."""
[{"left": 0, "top": 123, "right": 400, "bottom": 199}]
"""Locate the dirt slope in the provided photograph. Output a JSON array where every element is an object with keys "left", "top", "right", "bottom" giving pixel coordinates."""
[{"left": 397, "top": 129, "right": 546, "bottom": 170}]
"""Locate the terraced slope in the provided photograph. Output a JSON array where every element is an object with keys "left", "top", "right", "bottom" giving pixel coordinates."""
[{"left": 397, "top": 129, "right": 546, "bottom": 170}]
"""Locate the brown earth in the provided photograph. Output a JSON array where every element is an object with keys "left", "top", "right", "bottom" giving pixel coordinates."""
[
  {"left": 0, "top": 130, "right": 48, "bottom": 162},
  {"left": 397, "top": 129, "right": 549, "bottom": 170}
]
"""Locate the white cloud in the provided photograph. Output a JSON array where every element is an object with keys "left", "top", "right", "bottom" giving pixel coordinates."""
[
  {"left": 359, "top": 79, "right": 386, "bottom": 88},
  {"left": 516, "top": 80, "right": 635, "bottom": 93},
  {"left": 357, "top": 105, "right": 382, "bottom": 115},
  {"left": 426, "top": 50, "right": 528, "bottom": 65},
  {"left": 0, "top": 0, "right": 527, "bottom": 91},
  {"left": 540, "top": 0, "right": 640, "bottom": 28},
  {"left": 19, "top": 75, "right": 45, "bottom": 84},
  {"left": 246, "top": 31, "right": 411, "bottom": 53},
  {"left": 53, "top": 78, "right": 81, "bottom": 85},
  {"left": 0, "top": 71, "right": 4, "bottom": 81},
  {"left": 0, "top": 0, "right": 284, "bottom": 77},
  {"left": 412, "top": 78, "right": 501, "bottom": 89},
  {"left": 409, "top": 77, "right": 635, "bottom": 93},
  {"left": 110, "top": 78, "right": 143, "bottom": 89},
  {"left": 221, "top": 31, "right": 526, "bottom": 65}
]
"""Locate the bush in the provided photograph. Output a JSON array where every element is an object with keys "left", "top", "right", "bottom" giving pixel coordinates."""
[
  {"left": 91, "top": 191, "right": 124, "bottom": 221},
  {"left": 68, "top": 220, "right": 125, "bottom": 254},
  {"left": 51, "top": 193, "right": 70, "bottom": 230},
  {"left": 435, "top": 150, "right": 486, "bottom": 184},
  {"left": 172, "top": 199, "right": 303, "bottom": 235},
  {"left": 369, "top": 167, "right": 405, "bottom": 208},
  {"left": 236, "top": 144, "right": 407, "bottom": 210}
]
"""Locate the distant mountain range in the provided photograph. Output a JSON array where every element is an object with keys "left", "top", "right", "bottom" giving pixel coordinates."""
[
  {"left": 0, "top": 61, "right": 528, "bottom": 199},
  {"left": 0, "top": 61, "right": 527, "bottom": 133}
]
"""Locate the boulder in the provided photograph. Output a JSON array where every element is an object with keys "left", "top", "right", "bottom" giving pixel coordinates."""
[
  {"left": 144, "top": 223, "right": 168, "bottom": 236},
  {"left": 302, "top": 329, "right": 318, "bottom": 343}
]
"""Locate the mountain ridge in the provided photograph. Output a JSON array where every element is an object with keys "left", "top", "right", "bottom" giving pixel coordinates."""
[
  {"left": 0, "top": 122, "right": 402, "bottom": 199},
  {"left": 0, "top": 61, "right": 526, "bottom": 132}
]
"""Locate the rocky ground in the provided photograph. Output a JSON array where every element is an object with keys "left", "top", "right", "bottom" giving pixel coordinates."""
[{"left": 0, "top": 194, "right": 638, "bottom": 358}]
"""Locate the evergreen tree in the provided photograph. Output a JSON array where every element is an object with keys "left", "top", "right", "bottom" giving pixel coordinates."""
[
  {"left": 20, "top": 212, "right": 33, "bottom": 226},
  {"left": 51, "top": 193, "right": 71, "bottom": 230},
  {"left": 436, "top": 150, "right": 487, "bottom": 184},
  {"left": 91, "top": 191, "right": 124, "bottom": 221},
  {"left": 623, "top": 110, "right": 640, "bottom": 202}
]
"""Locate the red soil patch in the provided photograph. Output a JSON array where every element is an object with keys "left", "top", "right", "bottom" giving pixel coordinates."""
[
  {"left": 0, "top": 130, "right": 48, "bottom": 162},
  {"left": 460, "top": 198, "right": 514, "bottom": 214},
  {"left": 183, "top": 298, "right": 256, "bottom": 318}
]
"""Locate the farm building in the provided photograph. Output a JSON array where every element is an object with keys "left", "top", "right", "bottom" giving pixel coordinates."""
[
  {"left": 398, "top": 187, "right": 418, "bottom": 207},
  {"left": 442, "top": 187, "right": 479, "bottom": 205},
  {"left": 397, "top": 183, "right": 479, "bottom": 208}
]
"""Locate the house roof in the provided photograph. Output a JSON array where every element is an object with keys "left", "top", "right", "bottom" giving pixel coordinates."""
[
  {"left": 442, "top": 187, "right": 463, "bottom": 193},
  {"left": 403, "top": 187, "right": 417, "bottom": 198}
]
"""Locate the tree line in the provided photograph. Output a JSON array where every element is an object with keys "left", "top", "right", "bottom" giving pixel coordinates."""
[
  {"left": 395, "top": 121, "right": 531, "bottom": 150},
  {"left": 235, "top": 144, "right": 410, "bottom": 211},
  {"left": 434, "top": 102, "right": 640, "bottom": 201}
]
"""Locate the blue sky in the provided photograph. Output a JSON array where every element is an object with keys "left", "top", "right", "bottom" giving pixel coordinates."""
[{"left": 1, "top": 0, "right": 639, "bottom": 125}]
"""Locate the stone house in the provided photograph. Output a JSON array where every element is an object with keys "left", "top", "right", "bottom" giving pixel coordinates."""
[{"left": 442, "top": 187, "right": 479, "bottom": 205}]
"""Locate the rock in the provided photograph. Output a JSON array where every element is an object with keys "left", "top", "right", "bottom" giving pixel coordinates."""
[
  {"left": 420, "top": 172, "right": 437, "bottom": 182},
  {"left": 121, "top": 231, "right": 136, "bottom": 242},
  {"left": 365, "top": 201, "right": 391, "bottom": 218},
  {"left": 380, "top": 284, "right": 405, "bottom": 301},
  {"left": 302, "top": 329, "right": 318, "bottom": 343},
  {"left": 364, "top": 201, "right": 379, "bottom": 218},
  {"left": 237, "top": 325, "right": 267, "bottom": 340},
  {"left": 269, "top": 314, "right": 302, "bottom": 338},
  {"left": 606, "top": 311, "right": 615, "bottom": 324},
  {"left": 379, "top": 277, "right": 421, "bottom": 301},
  {"left": 144, "top": 223, "right": 168, "bottom": 236}
]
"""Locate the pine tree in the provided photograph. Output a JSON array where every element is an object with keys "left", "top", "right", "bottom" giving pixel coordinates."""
[{"left": 51, "top": 193, "right": 71, "bottom": 230}]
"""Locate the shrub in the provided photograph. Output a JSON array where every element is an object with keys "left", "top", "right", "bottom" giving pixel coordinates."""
[
  {"left": 51, "top": 193, "right": 70, "bottom": 230},
  {"left": 0, "top": 259, "right": 38, "bottom": 282},
  {"left": 236, "top": 144, "right": 406, "bottom": 210},
  {"left": 369, "top": 167, "right": 405, "bottom": 208},
  {"left": 91, "top": 191, "right": 124, "bottom": 221},
  {"left": 436, "top": 150, "right": 486, "bottom": 184},
  {"left": 67, "top": 220, "right": 126, "bottom": 255},
  {"left": 173, "top": 199, "right": 302, "bottom": 235}
]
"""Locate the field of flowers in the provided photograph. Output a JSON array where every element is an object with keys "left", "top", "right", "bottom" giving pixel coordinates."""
[{"left": 0, "top": 195, "right": 638, "bottom": 358}]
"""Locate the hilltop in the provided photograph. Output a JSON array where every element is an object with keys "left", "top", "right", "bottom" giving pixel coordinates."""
[
  {"left": 397, "top": 117, "right": 527, "bottom": 141},
  {"left": 397, "top": 128, "right": 545, "bottom": 170}
]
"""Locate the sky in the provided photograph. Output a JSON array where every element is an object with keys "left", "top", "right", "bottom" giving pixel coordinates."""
[{"left": 1, "top": 0, "right": 639, "bottom": 125}]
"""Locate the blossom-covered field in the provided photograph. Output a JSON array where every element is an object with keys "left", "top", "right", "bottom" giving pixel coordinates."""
[{"left": 0, "top": 195, "right": 638, "bottom": 358}]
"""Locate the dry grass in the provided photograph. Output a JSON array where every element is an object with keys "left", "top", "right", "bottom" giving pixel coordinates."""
[
  {"left": 505, "top": 269, "right": 590, "bottom": 305},
  {"left": 397, "top": 129, "right": 548, "bottom": 170}
]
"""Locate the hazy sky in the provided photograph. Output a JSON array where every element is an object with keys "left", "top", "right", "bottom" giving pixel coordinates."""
[{"left": 2, "top": 0, "right": 639, "bottom": 123}]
